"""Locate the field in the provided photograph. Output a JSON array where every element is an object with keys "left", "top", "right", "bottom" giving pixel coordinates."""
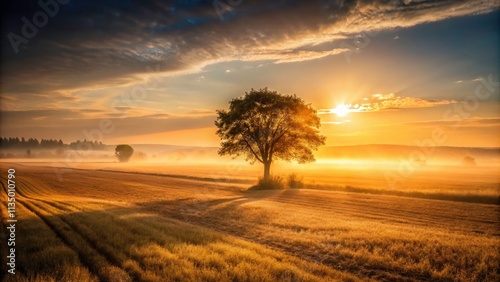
[{"left": 0, "top": 162, "right": 499, "bottom": 281}]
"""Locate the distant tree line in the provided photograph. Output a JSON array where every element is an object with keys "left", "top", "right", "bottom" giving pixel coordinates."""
[
  {"left": 68, "top": 139, "right": 106, "bottom": 150},
  {"left": 0, "top": 137, "right": 63, "bottom": 149},
  {"left": 0, "top": 137, "right": 106, "bottom": 150}
]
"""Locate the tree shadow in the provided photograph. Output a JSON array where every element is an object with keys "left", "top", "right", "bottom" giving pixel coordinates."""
[{"left": 135, "top": 188, "right": 291, "bottom": 236}]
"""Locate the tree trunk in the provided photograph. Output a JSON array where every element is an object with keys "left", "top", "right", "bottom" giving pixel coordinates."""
[{"left": 263, "top": 161, "right": 271, "bottom": 180}]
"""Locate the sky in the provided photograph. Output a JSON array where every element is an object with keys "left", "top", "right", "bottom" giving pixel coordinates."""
[{"left": 1, "top": 0, "right": 499, "bottom": 147}]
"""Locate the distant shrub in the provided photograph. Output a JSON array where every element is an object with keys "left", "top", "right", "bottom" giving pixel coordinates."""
[
  {"left": 462, "top": 156, "right": 476, "bottom": 166},
  {"left": 251, "top": 175, "right": 286, "bottom": 190},
  {"left": 133, "top": 151, "right": 148, "bottom": 161},
  {"left": 287, "top": 173, "right": 304, "bottom": 188}
]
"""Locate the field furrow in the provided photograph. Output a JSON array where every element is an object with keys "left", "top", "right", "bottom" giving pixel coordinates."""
[
  {"left": 19, "top": 199, "right": 133, "bottom": 282},
  {"left": 0, "top": 180, "right": 99, "bottom": 282}
]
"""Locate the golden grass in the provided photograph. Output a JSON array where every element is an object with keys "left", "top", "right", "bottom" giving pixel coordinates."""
[
  {"left": 22, "top": 160, "right": 499, "bottom": 203},
  {"left": 0, "top": 164, "right": 360, "bottom": 282},
  {"left": 1, "top": 162, "right": 499, "bottom": 281},
  {"left": 0, "top": 194, "right": 97, "bottom": 281}
]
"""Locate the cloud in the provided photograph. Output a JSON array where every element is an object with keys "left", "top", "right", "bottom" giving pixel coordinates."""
[
  {"left": 0, "top": 109, "right": 216, "bottom": 140},
  {"left": 1, "top": 0, "right": 498, "bottom": 98},
  {"left": 359, "top": 93, "right": 456, "bottom": 111},
  {"left": 455, "top": 77, "right": 487, "bottom": 84},
  {"left": 319, "top": 93, "right": 457, "bottom": 114},
  {"left": 249, "top": 48, "right": 351, "bottom": 64},
  {"left": 322, "top": 120, "right": 352, "bottom": 125},
  {"left": 406, "top": 117, "right": 500, "bottom": 128}
]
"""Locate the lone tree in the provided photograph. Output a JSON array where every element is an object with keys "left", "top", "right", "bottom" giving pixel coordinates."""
[
  {"left": 115, "top": 144, "right": 134, "bottom": 162},
  {"left": 215, "top": 88, "right": 326, "bottom": 180}
]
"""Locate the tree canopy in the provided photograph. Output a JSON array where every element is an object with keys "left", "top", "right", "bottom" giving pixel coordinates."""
[
  {"left": 215, "top": 88, "right": 326, "bottom": 179},
  {"left": 115, "top": 144, "right": 134, "bottom": 162}
]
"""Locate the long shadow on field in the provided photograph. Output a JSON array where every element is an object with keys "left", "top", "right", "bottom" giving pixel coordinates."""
[{"left": 135, "top": 189, "right": 288, "bottom": 235}]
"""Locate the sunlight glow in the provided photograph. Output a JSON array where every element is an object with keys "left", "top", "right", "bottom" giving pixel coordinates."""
[{"left": 331, "top": 103, "right": 350, "bottom": 117}]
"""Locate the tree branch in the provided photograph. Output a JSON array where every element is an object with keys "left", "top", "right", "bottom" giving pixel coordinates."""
[{"left": 242, "top": 138, "right": 264, "bottom": 163}]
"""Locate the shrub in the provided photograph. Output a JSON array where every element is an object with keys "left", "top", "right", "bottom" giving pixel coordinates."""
[
  {"left": 133, "top": 151, "right": 148, "bottom": 161},
  {"left": 462, "top": 156, "right": 476, "bottom": 166},
  {"left": 287, "top": 173, "right": 304, "bottom": 188},
  {"left": 250, "top": 175, "right": 286, "bottom": 190}
]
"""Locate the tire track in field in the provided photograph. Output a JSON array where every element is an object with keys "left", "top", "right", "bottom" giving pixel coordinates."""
[
  {"left": 36, "top": 199, "right": 157, "bottom": 279},
  {"left": 38, "top": 199, "right": 169, "bottom": 271},
  {"left": 32, "top": 197, "right": 167, "bottom": 282},
  {"left": 8, "top": 175, "right": 159, "bottom": 282},
  {"left": 16, "top": 199, "right": 127, "bottom": 282},
  {"left": 0, "top": 180, "right": 14, "bottom": 281},
  {"left": 0, "top": 178, "right": 106, "bottom": 281},
  {"left": 37, "top": 199, "right": 199, "bottom": 276},
  {"left": 2, "top": 176, "right": 134, "bottom": 282},
  {"left": 29, "top": 200, "right": 139, "bottom": 277}
]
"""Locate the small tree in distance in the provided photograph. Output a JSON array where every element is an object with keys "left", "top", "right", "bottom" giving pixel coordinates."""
[
  {"left": 115, "top": 144, "right": 134, "bottom": 162},
  {"left": 215, "top": 88, "right": 326, "bottom": 180}
]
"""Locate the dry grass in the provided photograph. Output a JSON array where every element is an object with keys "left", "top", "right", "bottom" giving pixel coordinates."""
[
  {"left": 0, "top": 188, "right": 97, "bottom": 281},
  {"left": 0, "top": 163, "right": 359, "bottom": 282},
  {"left": 1, "top": 162, "right": 499, "bottom": 281},
  {"left": 21, "top": 160, "right": 499, "bottom": 203}
]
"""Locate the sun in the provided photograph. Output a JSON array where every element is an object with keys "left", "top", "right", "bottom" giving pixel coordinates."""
[{"left": 331, "top": 103, "right": 350, "bottom": 117}]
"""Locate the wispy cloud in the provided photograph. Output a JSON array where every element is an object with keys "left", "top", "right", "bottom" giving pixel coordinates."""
[
  {"left": 358, "top": 93, "right": 456, "bottom": 111},
  {"left": 0, "top": 109, "right": 215, "bottom": 140},
  {"left": 319, "top": 93, "right": 457, "bottom": 114},
  {"left": 406, "top": 117, "right": 500, "bottom": 128},
  {"left": 242, "top": 48, "right": 351, "bottom": 64},
  {"left": 455, "top": 77, "right": 487, "bottom": 84},
  {"left": 322, "top": 120, "right": 352, "bottom": 125}
]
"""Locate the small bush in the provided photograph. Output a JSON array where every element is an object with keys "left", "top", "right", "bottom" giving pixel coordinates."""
[
  {"left": 287, "top": 173, "right": 304, "bottom": 188},
  {"left": 133, "top": 151, "right": 148, "bottom": 161},
  {"left": 251, "top": 175, "right": 286, "bottom": 190},
  {"left": 462, "top": 156, "right": 476, "bottom": 166}
]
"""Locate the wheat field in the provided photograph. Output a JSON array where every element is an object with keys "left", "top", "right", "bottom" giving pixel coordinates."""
[{"left": 0, "top": 163, "right": 499, "bottom": 281}]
